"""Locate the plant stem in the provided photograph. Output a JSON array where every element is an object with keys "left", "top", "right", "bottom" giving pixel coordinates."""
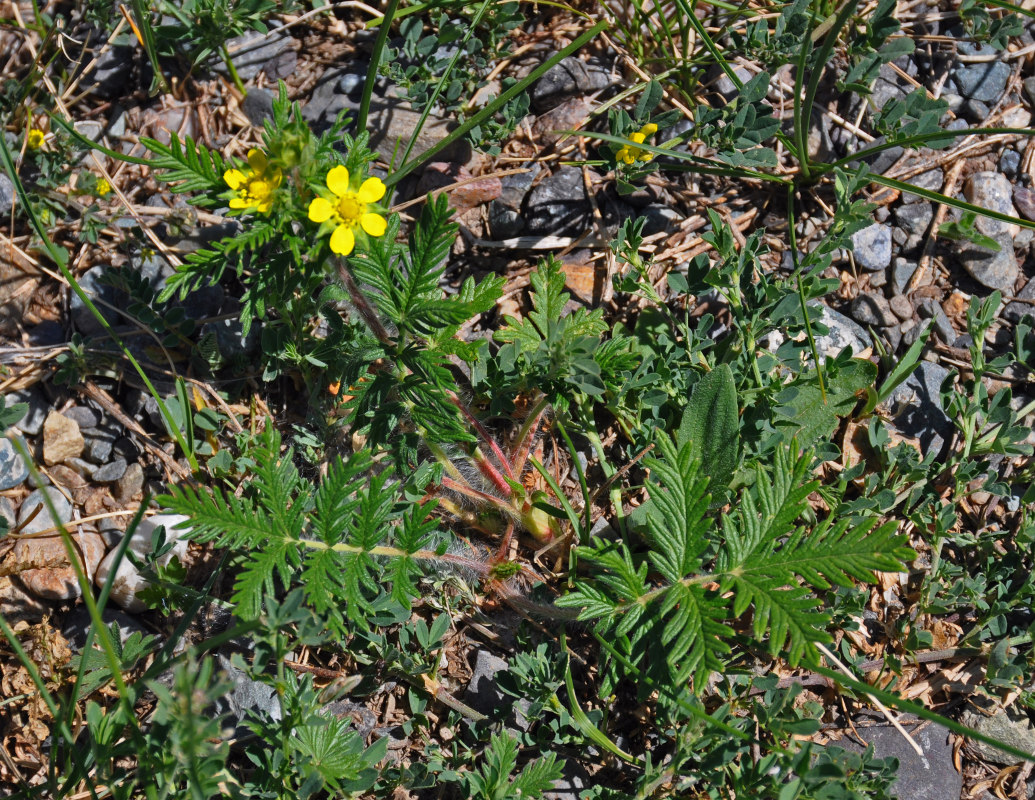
[{"left": 358, "top": 0, "right": 400, "bottom": 134}]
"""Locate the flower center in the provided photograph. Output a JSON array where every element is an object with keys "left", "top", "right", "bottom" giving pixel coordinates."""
[
  {"left": 336, "top": 193, "right": 365, "bottom": 227},
  {"left": 246, "top": 177, "right": 271, "bottom": 201}
]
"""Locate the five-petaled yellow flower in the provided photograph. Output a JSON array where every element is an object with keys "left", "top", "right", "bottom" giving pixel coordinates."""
[
  {"left": 308, "top": 166, "right": 387, "bottom": 257},
  {"left": 616, "top": 122, "right": 658, "bottom": 165},
  {"left": 26, "top": 128, "right": 45, "bottom": 150},
  {"left": 224, "top": 149, "right": 281, "bottom": 215}
]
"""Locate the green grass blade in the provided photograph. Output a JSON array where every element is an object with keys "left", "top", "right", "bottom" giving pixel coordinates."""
[
  {"left": 872, "top": 174, "right": 1035, "bottom": 231},
  {"left": 358, "top": 0, "right": 400, "bottom": 133}
]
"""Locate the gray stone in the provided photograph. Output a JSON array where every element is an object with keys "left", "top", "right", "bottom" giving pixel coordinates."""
[
  {"left": 0, "top": 437, "right": 28, "bottom": 491},
  {"left": 889, "top": 294, "right": 913, "bottom": 321},
  {"left": 216, "top": 652, "right": 282, "bottom": 728},
  {"left": 960, "top": 700, "right": 1035, "bottom": 766},
  {"left": 869, "top": 269, "right": 888, "bottom": 288},
  {"left": 83, "top": 428, "right": 117, "bottom": 464},
  {"left": 814, "top": 306, "right": 870, "bottom": 357},
  {"left": 851, "top": 223, "right": 892, "bottom": 271},
  {"left": 1004, "top": 277, "right": 1035, "bottom": 322},
  {"left": 91, "top": 458, "right": 127, "bottom": 483},
  {"left": 850, "top": 294, "right": 897, "bottom": 328},
  {"left": 62, "top": 405, "right": 100, "bottom": 429},
  {"left": 200, "top": 318, "right": 260, "bottom": 362},
  {"left": 116, "top": 462, "right": 144, "bottom": 503},
  {"left": 71, "top": 265, "right": 121, "bottom": 335},
  {"left": 886, "top": 359, "right": 953, "bottom": 457},
  {"left": 84, "top": 46, "right": 133, "bottom": 99},
  {"left": 303, "top": 74, "right": 469, "bottom": 163},
  {"left": 0, "top": 496, "right": 15, "bottom": 530},
  {"left": 499, "top": 167, "right": 539, "bottom": 210},
  {"left": 241, "top": 88, "right": 274, "bottom": 126},
  {"left": 640, "top": 204, "right": 682, "bottom": 235},
  {"left": 532, "top": 56, "right": 611, "bottom": 112},
  {"left": 62, "top": 607, "right": 147, "bottom": 650},
  {"left": 894, "top": 203, "right": 933, "bottom": 236},
  {"left": 8, "top": 388, "right": 47, "bottom": 436},
  {"left": 1023, "top": 75, "right": 1035, "bottom": 107},
  {"left": 952, "top": 60, "right": 1012, "bottom": 103},
  {"left": 65, "top": 458, "right": 96, "bottom": 479},
  {"left": 891, "top": 258, "right": 919, "bottom": 294},
  {"left": 524, "top": 167, "right": 590, "bottom": 236},
  {"left": 0, "top": 172, "right": 14, "bottom": 217},
  {"left": 961, "top": 98, "right": 990, "bottom": 123},
  {"left": 902, "top": 168, "right": 944, "bottom": 202},
  {"left": 1000, "top": 149, "right": 1022, "bottom": 180},
  {"left": 841, "top": 723, "right": 961, "bottom": 800},
  {"left": 1014, "top": 185, "right": 1035, "bottom": 222},
  {"left": 488, "top": 204, "right": 524, "bottom": 239},
  {"left": 957, "top": 234, "right": 1019, "bottom": 292},
  {"left": 221, "top": 27, "right": 295, "bottom": 82},
  {"left": 464, "top": 649, "right": 509, "bottom": 716},
  {"left": 965, "top": 171, "right": 1019, "bottom": 238},
  {"left": 916, "top": 298, "right": 956, "bottom": 342},
  {"left": 17, "top": 486, "right": 73, "bottom": 536},
  {"left": 868, "top": 63, "right": 910, "bottom": 110}
]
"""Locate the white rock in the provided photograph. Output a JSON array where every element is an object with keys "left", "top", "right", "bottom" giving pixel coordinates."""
[{"left": 95, "top": 514, "right": 191, "bottom": 612}]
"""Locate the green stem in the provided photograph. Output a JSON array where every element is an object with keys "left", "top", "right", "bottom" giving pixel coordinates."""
[
  {"left": 221, "top": 45, "right": 246, "bottom": 95},
  {"left": 786, "top": 183, "right": 827, "bottom": 403},
  {"left": 358, "top": 0, "right": 401, "bottom": 134}
]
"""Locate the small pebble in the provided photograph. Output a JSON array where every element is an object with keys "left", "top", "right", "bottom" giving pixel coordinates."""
[
  {"left": 965, "top": 172, "right": 1019, "bottom": 238},
  {"left": 8, "top": 387, "right": 48, "bottom": 436},
  {"left": 917, "top": 298, "right": 956, "bottom": 342},
  {"left": 0, "top": 436, "right": 29, "bottom": 490},
  {"left": 92, "top": 458, "right": 128, "bottom": 483},
  {"left": 894, "top": 203, "right": 933, "bottom": 236},
  {"left": 889, "top": 295, "right": 913, "bottom": 321},
  {"left": 851, "top": 223, "right": 892, "bottom": 271},
  {"left": 1000, "top": 149, "right": 1022, "bottom": 180},
  {"left": 891, "top": 258, "right": 919, "bottom": 294},
  {"left": 17, "top": 486, "right": 73, "bottom": 536},
  {"left": 850, "top": 294, "right": 897, "bottom": 328},
  {"left": 43, "top": 411, "right": 85, "bottom": 466},
  {"left": 62, "top": 406, "right": 101, "bottom": 429},
  {"left": 957, "top": 234, "right": 1019, "bottom": 292},
  {"left": 116, "top": 462, "right": 144, "bottom": 503}
]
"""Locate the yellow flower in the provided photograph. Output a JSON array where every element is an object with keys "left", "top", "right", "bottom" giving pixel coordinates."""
[
  {"left": 307, "top": 166, "right": 387, "bottom": 256},
  {"left": 95, "top": 177, "right": 112, "bottom": 197},
  {"left": 616, "top": 122, "right": 658, "bottom": 165},
  {"left": 26, "top": 128, "right": 45, "bottom": 150},
  {"left": 224, "top": 149, "right": 281, "bottom": 215}
]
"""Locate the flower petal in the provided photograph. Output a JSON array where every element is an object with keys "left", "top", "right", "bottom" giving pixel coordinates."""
[
  {"left": 308, "top": 197, "right": 334, "bottom": 223},
  {"left": 361, "top": 212, "right": 387, "bottom": 237},
  {"left": 357, "top": 177, "right": 386, "bottom": 204},
  {"left": 630, "top": 132, "right": 646, "bottom": 144},
  {"left": 247, "top": 149, "right": 267, "bottom": 173},
  {"left": 229, "top": 197, "right": 250, "bottom": 209},
  {"left": 329, "top": 225, "right": 355, "bottom": 256},
  {"left": 639, "top": 123, "right": 658, "bottom": 137},
  {"left": 326, "top": 165, "right": 351, "bottom": 197},
  {"left": 224, "top": 169, "right": 246, "bottom": 189}
]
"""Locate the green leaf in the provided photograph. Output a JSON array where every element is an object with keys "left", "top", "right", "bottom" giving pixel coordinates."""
[
  {"left": 676, "top": 363, "right": 740, "bottom": 490},
  {"left": 774, "top": 357, "right": 877, "bottom": 449}
]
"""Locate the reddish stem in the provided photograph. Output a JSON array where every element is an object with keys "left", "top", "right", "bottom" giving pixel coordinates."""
[{"left": 447, "top": 392, "right": 516, "bottom": 481}]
